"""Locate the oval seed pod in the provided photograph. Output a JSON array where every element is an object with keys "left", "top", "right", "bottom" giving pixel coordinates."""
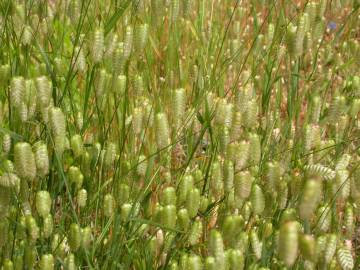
[
  {"left": 35, "top": 76, "right": 52, "bottom": 108},
  {"left": 81, "top": 226, "right": 92, "bottom": 249},
  {"left": 14, "top": 142, "right": 36, "bottom": 180},
  {"left": 123, "top": 25, "right": 133, "bottom": 59},
  {"left": 77, "top": 189, "right": 87, "bottom": 208},
  {"left": 250, "top": 184, "right": 265, "bottom": 215},
  {"left": 172, "top": 88, "right": 186, "bottom": 128},
  {"left": 91, "top": 27, "right": 104, "bottom": 63},
  {"left": 103, "top": 142, "right": 117, "bottom": 167},
  {"left": 209, "top": 230, "right": 225, "bottom": 270},
  {"left": 10, "top": 76, "right": 25, "bottom": 108},
  {"left": 186, "top": 187, "right": 200, "bottom": 218},
  {"left": 234, "top": 170, "right": 253, "bottom": 200},
  {"left": 134, "top": 23, "right": 149, "bottom": 53},
  {"left": 24, "top": 243, "right": 36, "bottom": 268},
  {"left": 161, "top": 186, "right": 177, "bottom": 206},
  {"left": 249, "top": 133, "right": 261, "bottom": 164},
  {"left": 117, "top": 183, "right": 130, "bottom": 205},
  {"left": 52, "top": 234, "right": 67, "bottom": 259},
  {"left": 121, "top": 203, "right": 132, "bottom": 221},
  {"left": 161, "top": 204, "right": 177, "bottom": 229},
  {"left": 177, "top": 208, "right": 190, "bottom": 231},
  {"left": 349, "top": 98, "right": 360, "bottom": 117},
  {"left": 299, "top": 234, "right": 316, "bottom": 261},
  {"left": 68, "top": 223, "right": 81, "bottom": 251},
  {"left": 2, "top": 133, "right": 11, "bottom": 154},
  {"left": 33, "top": 141, "right": 49, "bottom": 177},
  {"left": 337, "top": 244, "right": 354, "bottom": 270},
  {"left": 317, "top": 205, "right": 331, "bottom": 232},
  {"left": 187, "top": 254, "right": 202, "bottom": 270},
  {"left": 210, "top": 161, "right": 223, "bottom": 199},
  {"left": 205, "top": 256, "right": 216, "bottom": 270},
  {"left": 0, "top": 173, "right": 20, "bottom": 188},
  {"left": 2, "top": 259, "right": 13, "bottom": 270},
  {"left": 65, "top": 253, "right": 76, "bottom": 270},
  {"left": 43, "top": 214, "right": 53, "bottom": 238},
  {"left": 286, "top": 22, "right": 297, "bottom": 56},
  {"left": 228, "top": 249, "right": 244, "bottom": 270},
  {"left": 234, "top": 141, "right": 249, "bottom": 170},
  {"left": 70, "top": 134, "right": 83, "bottom": 158},
  {"left": 223, "top": 160, "right": 234, "bottom": 193},
  {"left": 178, "top": 174, "right": 193, "bottom": 204},
  {"left": 188, "top": 218, "right": 203, "bottom": 245},
  {"left": 104, "top": 193, "right": 115, "bottom": 217},
  {"left": 49, "top": 107, "right": 66, "bottom": 154},
  {"left": 132, "top": 108, "right": 143, "bottom": 135},
  {"left": 39, "top": 254, "right": 54, "bottom": 270},
  {"left": 155, "top": 112, "right": 170, "bottom": 150},
  {"left": 278, "top": 221, "right": 299, "bottom": 267},
  {"left": 344, "top": 203, "right": 354, "bottom": 238},
  {"left": 299, "top": 179, "right": 321, "bottom": 220},
  {"left": 324, "top": 234, "right": 337, "bottom": 265},
  {"left": 36, "top": 191, "right": 51, "bottom": 217},
  {"left": 328, "top": 95, "right": 346, "bottom": 123},
  {"left": 68, "top": 166, "right": 84, "bottom": 190},
  {"left": 25, "top": 215, "right": 39, "bottom": 242},
  {"left": 250, "top": 229, "right": 262, "bottom": 260}
]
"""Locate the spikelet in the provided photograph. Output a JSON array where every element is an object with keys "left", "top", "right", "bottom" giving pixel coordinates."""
[
  {"left": 310, "top": 96, "right": 321, "bottom": 123},
  {"left": 103, "top": 142, "right": 117, "bottom": 168},
  {"left": 186, "top": 187, "right": 200, "bottom": 218},
  {"left": 234, "top": 170, "right": 253, "bottom": 200},
  {"left": 173, "top": 88, "right": 186, "bottom": 129},
  {"left": 187, "top": 254, "right": 202, "bottom": 270},
  {"left": 25, "top": 215, "right": 39, "bottom": 242},
  {"left": 161, "top": 204, "right": 177, "bottom": 229},
  {"left": 77, "top": 189, "right": 87, "bottom": 208},
  {"left": 328, "top": 95, "right": 346, "bottom": 122},
  {"left": 333, "top": 169, "right": 350, "bottom": 201},
  {"left": 2, "top": 133, "right": 11, "bottom": 154},
  {"left": 35, "top": 76, "right": 52, "bottom": 108},
  {"left": 68, "top": 223, "right": 81, "bottom": 251},
  {"left": 14, "top": 142, "right": 36, "bottom": 180},
  {"left": 132, "top": 107, "right": 143, "bottom": 135},
  {"left": 344, "top": 203, "right": 354, "bottom": 238},
  {"left": 24, "top": 79, "right": 37, "bottom": 120},
  {"left": 121, "top": 203, "right": 132, "bottom": 221},
  {"left": 155, "top": 112, "right": 170, "bottom": 150},
  {"left": 104, "top": 193, "right": 115, "bottom": 217},
  {"left": 81, "top": 226, "right": 92, "bottom": 249},
  {"left": 317, "top": 205, "right": 331, "bottom": 232},
  {"left": 33, "top": 141, "right": 49, "bottom": 177},
  {"left": 91, "top": 27, "right": 104, "bottom": 63},
  {"left": 227, "top": 249, "right": 244, "bottom": 270},
  {"left": 170, "top": 0, "right": 180, "bottom": 23},
  {"left": 299, "top": 179, "right": 321, "bottom": 220},
  {"left": 304, "top": 164, "right": 335, "bottom": 181},
  {"left": 337, "top": 244, "right": 354, "bottom": 270},
  {"left": 250, "top": 229, "right": 262, "bottom": 260},
  {"left": 286, "top": 22, "right": 297, "bottom": 56},
  {"left": 248, "top": 133, "right": 261, "bottom": 164},
  {"left": 49, "top": 107, "right": 66, "bottom": 154},
  {"left": 324, "top": 234, "right": 337, "bottom": 265},
  {"left": 188, "top": 218, "right": 203, "bottom": 245},
  {"left": 230, "top": 111, "right": 242, "bottom": 141},
  {"left": 250, "top": 184, "right": 265, "bottom": 215},
  {"left": 22, "top": 25, "right": 33, "bottom": 45},
  {"left": 278, "top": 221, "right": 299, "bottom": 267},
  {"left": 43, "top": 214, "right": 53, "bottom": 238},
  {"left": 65, "top": 253, "right": 76, "bottom": 270},
  {"left": 0, "top": 173, "right": 20, "bottom": 188},
  {"left": 161, "top": 186, "right": 177, "bottom": 206},
  {"left": 134, "top": 23, "right": 149, "bottom": 53},
  {"left": 10, "top": 76, "right": 25, "bottom": 108},
  {"left": 124, "top": 25, "right": 133, "bottom": 59},
  {"left": 234, "top": 140, "right": 249, "bottom": 170},
  {"left": 295, "top": 14, "right": 306, "bottom": 56},
  {"left": 68, "top": 166, "right": 84, "bottom": 189},
  {"left": 105, "top": 33, "right": 118, "bottom": 59},
  {"left": 39, "top": 254, "right": 54, "bottom": 270},
  {"left": 136, "top": 155, "right": 148, "bottom": 176},
  {"left": 178, "top": 174, "right": 193, "bottom": 204},
  {"left": 299, "top": 234, "right": 316, "bottom": 261},
  {"left": 210, "top": 161, "right": 223, "bottom": 199},
  {"left": 223, "top": 160, "right": 234, "bottom": 193},
  {"left": 36, "top": 191, "right": 51, "bottom": 217},
  {"left": 243, "top": 99, "right": 258, "bottom": 128},
  {"left": 209, "top": 230, "right": 225, "bottom": 270},
  {"left": 178, "top": 208, "right": 190, "bottom": 231}
]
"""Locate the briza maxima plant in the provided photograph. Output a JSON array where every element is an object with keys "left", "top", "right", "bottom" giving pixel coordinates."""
[{"left": 0, "top": 0, "right": 359, "bottom": 269}]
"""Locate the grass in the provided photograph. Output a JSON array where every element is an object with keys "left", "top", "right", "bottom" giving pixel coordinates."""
[{"left": 0, "top": 0, "right": 360, "bottom": 269}]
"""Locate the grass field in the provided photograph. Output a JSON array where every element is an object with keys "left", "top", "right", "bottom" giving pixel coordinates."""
[{"left": 0, "top": 0, "right": 360, "bottom": 269}]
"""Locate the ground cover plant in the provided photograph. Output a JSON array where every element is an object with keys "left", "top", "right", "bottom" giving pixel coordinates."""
[{"left": 0, "top": 0, "right": 360, "bottom": 269}]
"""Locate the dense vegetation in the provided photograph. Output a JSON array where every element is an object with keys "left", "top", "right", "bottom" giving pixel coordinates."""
[{"left": 0, "top": 0, "right": 360, "bottom": 269}]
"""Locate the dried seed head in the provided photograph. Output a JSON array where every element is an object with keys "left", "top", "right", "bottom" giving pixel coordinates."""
[
  {"left": 104, "top": 193, "right": 115, "bottom": 217},
  {"left": 68, "top": 223, "right": 81, "bottom": 251},
  {"left": 155, "top": 112, "right": 170, "bottom": 150},
  {"left": 279, "top": 221, "right": 299, "bottom": 267},
  {"left": 33, "top": 141, "right": 49, "bottom": 177},
  {"left": 92, "top": 27, "right": 104, "bottom": 63},
  {"left": 77, "top": 189, "right": 87, "bottom": 208}
]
